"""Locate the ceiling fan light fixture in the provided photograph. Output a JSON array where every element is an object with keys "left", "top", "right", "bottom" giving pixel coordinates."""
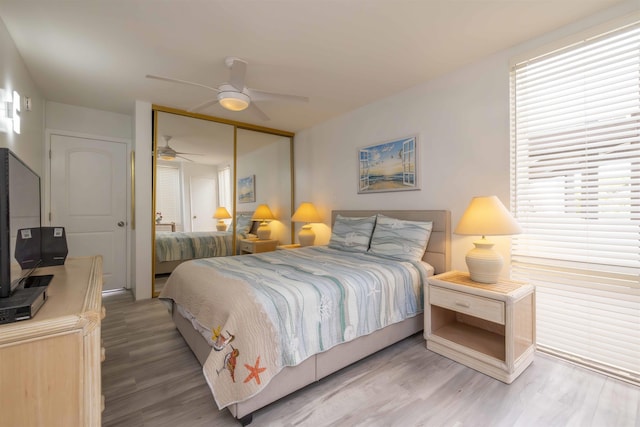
[
  {"left": 159, "top": 153, "right": 175, "bottom": 161},
  {"left": 218, "top": 91, "right": 250, "bottom": 111}
]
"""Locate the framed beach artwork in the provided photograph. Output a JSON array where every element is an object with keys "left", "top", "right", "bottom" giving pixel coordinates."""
[
  {"left": 358, "top": 135, "right": 418, "bottom": 194},
  {"left": 238, "top": 175, "right": 256, "bottom": 203}
]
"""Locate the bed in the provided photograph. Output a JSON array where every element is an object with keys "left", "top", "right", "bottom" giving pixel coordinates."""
[
  {"left": 159, "top": 210, "right": 451, "bottom": 425},
  {"left": 154, "top": 212, "right": 256, "bottom": 274},
  {"left": 154, "top": 230, "right": 234, "bottom": 274}
]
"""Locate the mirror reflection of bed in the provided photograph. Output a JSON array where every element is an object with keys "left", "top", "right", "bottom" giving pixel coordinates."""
[
  {"left": 152, "top": 108, "right": 295, "bottom": 296},
  {"left": 153, "top": 111, "right": 235, "bottom": 294}
]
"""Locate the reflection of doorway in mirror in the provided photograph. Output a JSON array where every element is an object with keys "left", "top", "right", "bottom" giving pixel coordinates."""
[{"left": 190, "top": 177, "right": 217, "bottom": 231}]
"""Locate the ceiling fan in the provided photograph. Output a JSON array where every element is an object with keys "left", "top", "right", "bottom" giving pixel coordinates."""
[
  {"left": 146, "top": 56, "right": 309, "bottom": 121},
  {"left": 156, "top": 135, "right": 201, "bottom": 162}
]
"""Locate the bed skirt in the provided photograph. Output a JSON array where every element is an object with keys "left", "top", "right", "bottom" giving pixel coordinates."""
[{"left": 171, "top": 302, "right": 423, "bottom": 420}]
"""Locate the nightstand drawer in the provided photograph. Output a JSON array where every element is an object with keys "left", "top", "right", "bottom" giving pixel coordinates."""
[
  {"left": 239, "top": 240, "right": 254, "bottom": 253},
  {"left": 430, "top": 286, "right": 505, "bottom": 324}
]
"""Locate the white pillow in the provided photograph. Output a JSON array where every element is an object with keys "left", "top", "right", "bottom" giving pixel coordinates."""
[
  {"left": 236, "top": 215, "right": 253, "bottom": 237},
  {"left": 368, "top": 214, "right": 433, "bottom": 261},
  {"left": 328, "top": 215, "right": 377, "bottom": 252}
]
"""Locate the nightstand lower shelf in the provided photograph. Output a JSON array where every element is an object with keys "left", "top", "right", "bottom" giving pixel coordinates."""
[{"left": 431, "top": 322, "right": 505, "bottom": 361}]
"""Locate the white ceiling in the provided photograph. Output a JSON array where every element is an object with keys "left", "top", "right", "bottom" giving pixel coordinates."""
[{"left": 0, "top": 0, "right": 626, "bottom": 133}]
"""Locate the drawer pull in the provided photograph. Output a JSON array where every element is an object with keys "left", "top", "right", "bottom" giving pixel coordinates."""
[{"left": 455, "top": 301, "right": 471, "bottom": 308}]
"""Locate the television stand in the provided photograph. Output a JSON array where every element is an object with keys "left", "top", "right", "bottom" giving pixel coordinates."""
[{"left": 23, "top": 274, "right": 54, "bottom": 288}]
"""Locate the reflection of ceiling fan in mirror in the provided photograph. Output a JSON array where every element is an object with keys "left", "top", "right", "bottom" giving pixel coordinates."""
[
  {"left": 146, "top": 56, "right": 309, "bottom": 121},
  {"left": 157, "top": 135, "right": 202, "bottom": 162}
]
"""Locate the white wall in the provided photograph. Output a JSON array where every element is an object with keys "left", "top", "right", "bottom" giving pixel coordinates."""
[
  {"left": 294, "top": 1, "right": 639, "bottom": 278},
  {"left": 0, "top": 17, "right": 45, "bottom": 175},
  {"left": 134, "top": 100, "right": 152, "bottom": 300},
  {"left": 46, "top": 101, "right": 132, "bottom": 140}
]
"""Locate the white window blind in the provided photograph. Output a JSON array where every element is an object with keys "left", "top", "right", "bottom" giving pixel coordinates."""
[
  {"left": 156, "top": 165, "right": 182, "bottom": 227},
  {"left": 218, "top": 166, "right": 232, "bottom": 210},
  {"left": 510, "top": 21, "right": 640, "bottom": 384}
]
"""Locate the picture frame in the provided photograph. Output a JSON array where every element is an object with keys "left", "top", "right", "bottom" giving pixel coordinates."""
[
  {"left": 238, "top": 175, "right": 256, "bottom": 203},
  {"left": 358, "top": 135, "right": 419, "bottom": 194}
]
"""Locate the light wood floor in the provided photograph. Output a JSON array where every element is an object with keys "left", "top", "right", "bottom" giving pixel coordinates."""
[{"left": 101, "top": 290, "right": 640, "bottom": 427}]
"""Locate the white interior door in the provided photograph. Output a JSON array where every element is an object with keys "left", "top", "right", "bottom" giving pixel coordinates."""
[
  {"left": 190, "top": 177, "right": 216, "bottom": 231},
  {"left": 50, "top": 134, "right": 127, "bottom": 291}
]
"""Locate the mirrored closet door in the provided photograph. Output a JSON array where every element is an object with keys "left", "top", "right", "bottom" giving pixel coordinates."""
[{"left": 152, "top": 107, "right": 294, "bottom": 296}]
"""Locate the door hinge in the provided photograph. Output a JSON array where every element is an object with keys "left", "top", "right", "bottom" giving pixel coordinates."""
[
  {"left": 49, "top": 149, "right": 51, "bottom": 159},
  {"left": 48, "top": 212, "right": 52, "bottom": 222}
]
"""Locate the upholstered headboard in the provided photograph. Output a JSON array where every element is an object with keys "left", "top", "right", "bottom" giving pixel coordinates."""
[{"left": 331, "top": 210, "right": 451, "bottom": 275}]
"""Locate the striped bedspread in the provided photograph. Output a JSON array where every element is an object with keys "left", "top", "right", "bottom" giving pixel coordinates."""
[
  {"left": 159, "top": 246, "right": 430, "bottom": 408},
  {"left": 155, "top": 231, "right": 233, "bottom": 262}
]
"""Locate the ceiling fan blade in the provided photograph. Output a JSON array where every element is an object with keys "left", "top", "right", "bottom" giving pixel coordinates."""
[
  {"left": 176, "top": 155, "right": 194, "bottom": 162},
  {"left": 248, "top": 103, "right": 270, "bottom": 121},
  {"left": 227, "top": 57, "right": 247, "bottom": 91},
  {"left": 247, "top": 88, "right": 309, "bottom": 103},
  {"left": 188, "top": 98, "right": 219, "bottom": 112},
  {"left": 175, "top": 151, "right": 203, "bottom": 156},
  {"left": 146, "top": 74, "right": 220, "bottom": 93}
]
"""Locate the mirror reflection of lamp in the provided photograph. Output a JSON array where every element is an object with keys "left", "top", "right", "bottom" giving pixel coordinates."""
[
  {"left": 291, "top": 202, "right": 322, "bottom": 246},
  {"left": 454, "top": 195, "right": 522, "bottom": 284},
  {"left": 213, "top": 207, "right": 232, "bottom": 231},
  {"left": 252, "top": 204, "right": 276, "bottom": 240}
]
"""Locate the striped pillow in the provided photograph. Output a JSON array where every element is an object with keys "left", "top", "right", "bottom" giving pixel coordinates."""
[
  {"left": 368, "top": 214, "right": 433, "bottom": 261},
  {"left": 236, "top": 215, "right": 253, "bottom": 237},
  {"left": 328, "top": 215, "right": 377, "bottom": 252}
]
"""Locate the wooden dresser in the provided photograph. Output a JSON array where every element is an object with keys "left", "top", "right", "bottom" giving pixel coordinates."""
[{"left": 0, "top": 256, "right": 104, "bottom": 427}]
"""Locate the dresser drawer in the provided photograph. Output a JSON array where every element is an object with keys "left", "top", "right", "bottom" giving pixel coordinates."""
[{"left": 430, "top": 286, "right": 505, "bottom": 324}]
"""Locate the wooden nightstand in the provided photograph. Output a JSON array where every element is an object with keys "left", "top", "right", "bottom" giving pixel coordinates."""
[
  {"left": 239, "top": 238, "right": 278, "bottom": 254},
  {"left": 425, "top": 271, "right": 535, "bottom": 384},
  {"left": 156, "top": 222, "right": 175, "bottom": 232},
  {"left": 276, "top": 244, "right": 302, "bottom": 250}
]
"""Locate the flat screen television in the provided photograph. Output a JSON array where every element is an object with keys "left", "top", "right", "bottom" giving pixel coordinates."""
[{"left": 0, "top": 148, "right": 41, "bottom": 298}]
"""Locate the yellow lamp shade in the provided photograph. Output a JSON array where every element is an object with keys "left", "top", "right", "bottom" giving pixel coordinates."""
[
  {"left": 291, "top": 202, "right": 322, "bottom": 223},
  {"left": 455, "top": 196, "right": 522, "bottom": 236},
  {"left": 251, "top": 204, "right": 275, "bottom": 221},
  {"left": 213, "top": 207, "right": 232, "bottom": 219}
]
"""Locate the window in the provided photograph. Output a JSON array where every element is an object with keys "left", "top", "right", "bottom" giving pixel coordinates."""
[
  {"left": 218, "top": 166, "right": 231, "bottom": 211},
  {"left": 511, "top": 20, "right": 640, "bottom": 384},
  {"left": 156, "top": 164, "right": 182, "bottom": 228}
]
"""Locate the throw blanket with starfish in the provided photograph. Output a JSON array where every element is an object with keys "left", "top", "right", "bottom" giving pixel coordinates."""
[{"left": 160, "top": 247, "right": 426, "bottom": 409}]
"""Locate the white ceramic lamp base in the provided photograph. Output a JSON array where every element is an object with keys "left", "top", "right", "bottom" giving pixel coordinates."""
[
  {"left": 465, "top": 237, "right": 503, "bottom": 284},
  {"left": 298, "top": 225, "right": 315, "bottom": 247},
  {"left": 257, "top": 222, "right": 271, "bottom": 240}
]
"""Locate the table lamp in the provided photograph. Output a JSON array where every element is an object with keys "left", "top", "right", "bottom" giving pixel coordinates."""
[
  {"left": 213, "top": 207, "right": 232, "bottom": 231},
  {"left": 454, "top": 195, "right": 522, "bottom": 284},
  {"left": 291, "top": 202, "right": 322, "bottom": 246},
  {"left": 252, "top": 204, "right": 276, "bottom": 240}
]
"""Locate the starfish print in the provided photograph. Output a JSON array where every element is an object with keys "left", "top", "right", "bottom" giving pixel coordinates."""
[
  {"left": 244, "top": 356, "right": 267, "bottom": 385},
  {"left": 367, "top": 284, "right": 380, "bottom": 298},
  {"left": 211, "top": 325, "right": 222, "bottom": 341},
  {"left": 319, "top": 295, "right": 332, "bottom": 320}
]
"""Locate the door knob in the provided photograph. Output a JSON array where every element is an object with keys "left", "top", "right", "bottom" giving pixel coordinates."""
[
  {"left": 117, "top": 221, "right": 125, "bottom": 227},
  {"left": 193, "top": 216, "right": 197, "bottom": 219}
]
